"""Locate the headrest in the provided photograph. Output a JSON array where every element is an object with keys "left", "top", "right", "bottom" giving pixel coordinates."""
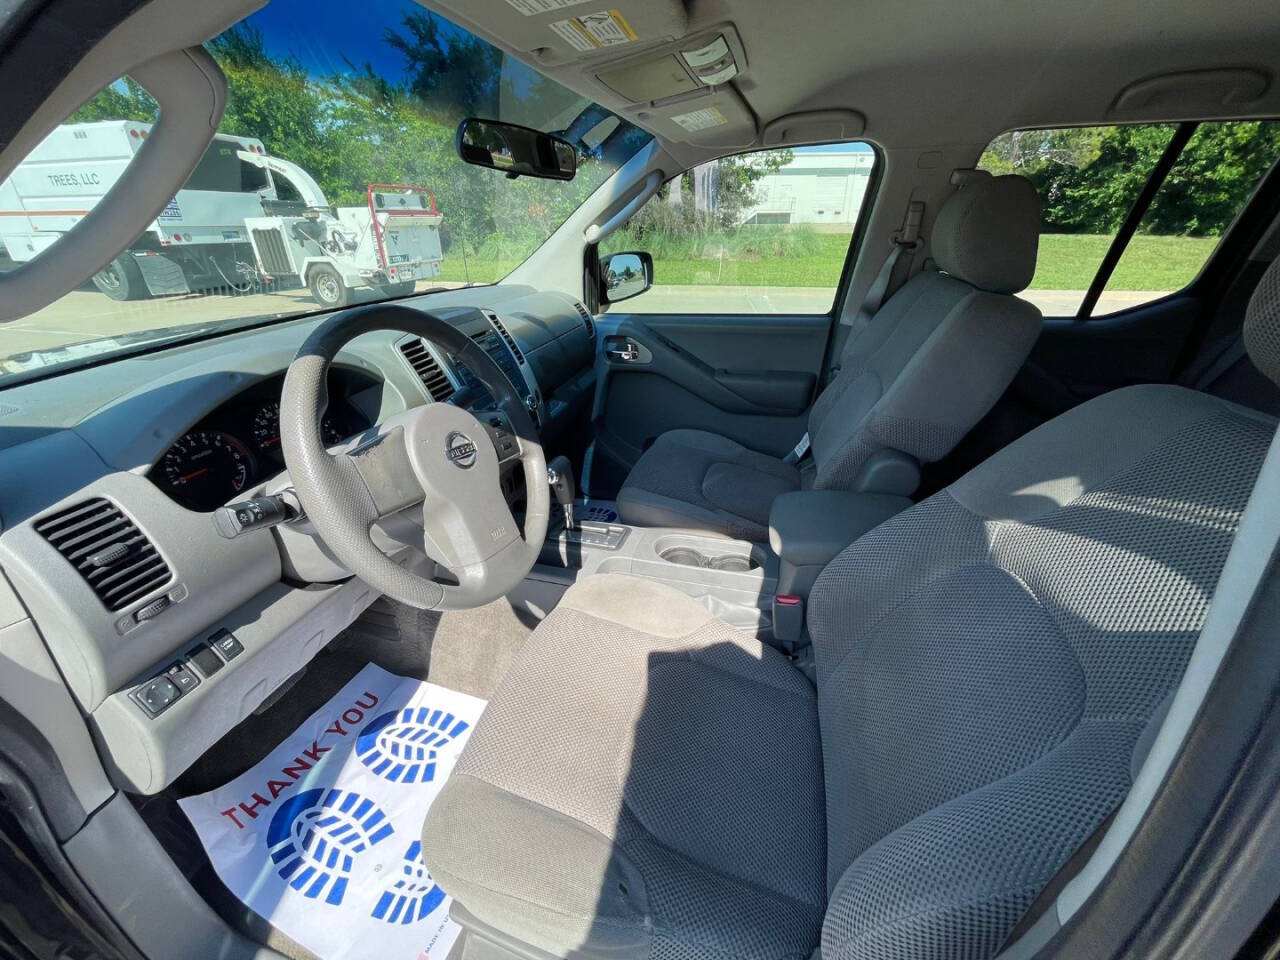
[
  {"left": 933, "top": 174, "right": 1041, "bottom": 294},
  {"left": 1244, "top": 256, "right": 1280, "bottom": 387}
]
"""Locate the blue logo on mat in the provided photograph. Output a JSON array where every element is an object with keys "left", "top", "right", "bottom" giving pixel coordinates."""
[
  {"left": 371, "top": 840, "right": 447, "bottom": 924},
  {"left": 266, "top": 788, "right": 394, "bottom": 905},
  {"left": 355, "top": 707, "right": 471, "bottom": 784}
]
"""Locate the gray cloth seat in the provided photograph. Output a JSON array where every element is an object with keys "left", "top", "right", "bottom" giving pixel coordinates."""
[
  {"left": 616, "top": 173, "right": 1045, "bottom": 541},
  {"left": 422, "top": 266, "right": 1280, "bottom": 959},
  {"left": 423, "top": 574, "right": 828, "bottom": 958}
]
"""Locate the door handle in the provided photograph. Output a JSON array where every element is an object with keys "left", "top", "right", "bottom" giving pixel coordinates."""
[{"left": 607, "top": 341, "right": 641, "bottom": 362}]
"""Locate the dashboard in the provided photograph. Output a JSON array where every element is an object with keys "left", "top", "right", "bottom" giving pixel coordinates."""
[
  {"left": 146, "top": 368, "right": 381, "bottom": 511},
  {"left": 0, "top": 282, "right": 600, "bottom": 796}
]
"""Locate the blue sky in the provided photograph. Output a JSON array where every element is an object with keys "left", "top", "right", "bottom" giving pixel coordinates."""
[{"left": 240, "top": 0, "right": 434, "bottom": 81}]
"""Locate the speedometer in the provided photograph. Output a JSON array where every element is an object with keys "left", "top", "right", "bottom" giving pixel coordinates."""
[
  {"left": 252, "top": 399, "right": 344, "bottom": 454},
  {"left": 161, "top": 431, "right": 251, "bottom": 509}
]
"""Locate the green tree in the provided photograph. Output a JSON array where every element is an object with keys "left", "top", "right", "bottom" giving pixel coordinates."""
[
  {"left": 67, "top": 77, "right": 157, "bottom": 123},
  {"left": 386, "top": 11, "right": 502, "bottom": 120}
]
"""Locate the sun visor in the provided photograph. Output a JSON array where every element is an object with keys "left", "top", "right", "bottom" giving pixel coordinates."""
[
  {"left": 428, "top": 0, "right": 687, "bottom": 65},
  {"left": 630, "top": 85, "right": 758, "bottom": 148}
]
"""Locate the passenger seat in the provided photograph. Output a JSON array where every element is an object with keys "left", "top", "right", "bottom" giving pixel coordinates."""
[{"left": 616, "top": 173, "right": 1045, "bottom": 541}]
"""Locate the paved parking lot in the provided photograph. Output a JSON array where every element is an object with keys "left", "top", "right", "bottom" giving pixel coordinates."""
[{"left": 1, "top": 282, "right": 1169, "bottom": 360}]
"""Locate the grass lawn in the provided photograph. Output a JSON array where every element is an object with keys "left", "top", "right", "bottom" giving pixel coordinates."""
[
  {"left": 1033, "top": 234, "right": 1216, "bottom": 290},
  {"left": 435, "top": 232, "right": 1219, "bottom": 292}
]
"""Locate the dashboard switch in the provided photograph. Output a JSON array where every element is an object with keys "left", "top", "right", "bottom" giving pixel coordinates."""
[
  {"left": 134, "top": 595, "right": 171, "bottom": 623},
  {"left": 165, "top": 662, "right": 200, "bottom": 694},
  {"left": 133, "top": 676, "right": 181, "bottom": 717},
  {"left": 212, "top": 494, "right": 295, "bottom": 539},
  {"left": 189, "top": 643, "right": 224, "bottom": 678},
  {"left": 211, "top": 629, "right": 244, "bottom": 662}
]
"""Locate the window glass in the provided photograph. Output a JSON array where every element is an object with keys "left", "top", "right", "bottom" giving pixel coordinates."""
[
  {"left": 0, "top": 0, "right": 651, "bottom": 384},
  {"left": 1097, "top": 120, "right": 1280, "bottom": 313},
  {"left": 597, "top": 143, "right": 876, "bottom": 314},
  {"left": 978, "top": 125, "right": 1176, "bottom": 316}
]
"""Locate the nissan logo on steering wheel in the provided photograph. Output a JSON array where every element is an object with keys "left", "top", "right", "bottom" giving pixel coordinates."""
[{"left": 444, "top": 431, "right": 478, "bottom": 469}]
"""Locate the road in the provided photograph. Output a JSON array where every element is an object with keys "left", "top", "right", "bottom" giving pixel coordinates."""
[{"left": 1, "top": 282, "right": 1170, "bottom": 359}]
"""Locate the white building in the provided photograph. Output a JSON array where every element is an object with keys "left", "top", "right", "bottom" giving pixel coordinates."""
[{"left": 741, "top": 148, "right": 875, "bottom": 226}]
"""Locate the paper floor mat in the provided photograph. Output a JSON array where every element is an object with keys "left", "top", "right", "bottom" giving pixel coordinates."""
[{"left": 179, "top": 663, "right": 485, "bottom": 960}]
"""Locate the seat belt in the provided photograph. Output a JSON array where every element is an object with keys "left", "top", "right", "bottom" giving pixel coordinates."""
[{"left": 826, "top": 199, "right": 924, "bottom": 383}]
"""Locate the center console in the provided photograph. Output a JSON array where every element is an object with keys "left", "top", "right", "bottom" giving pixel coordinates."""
[
  {"left": 529, "top": 485, "right": 915, "bottom": 651},
  {"left": 534, "top": 510, "right": 778, "bottom": 636}
]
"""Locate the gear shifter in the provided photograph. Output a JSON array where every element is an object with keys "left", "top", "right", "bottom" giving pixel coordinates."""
[{"left": 546, "top": 455, "right": 576, "bottom": 531}]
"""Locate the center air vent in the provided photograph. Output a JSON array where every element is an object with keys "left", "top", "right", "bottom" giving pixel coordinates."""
[
  {"left": 35, "top": 498, "right": 172, "bottom": 612},
  {"left": 399, "top": 338, "right": 455, "bottom": 402},
  {"left": 575, "top": 302, "right": 595, "bottom": 340},
  {"left": 484, "top": 311, "right": 524, "bottom": 364}
]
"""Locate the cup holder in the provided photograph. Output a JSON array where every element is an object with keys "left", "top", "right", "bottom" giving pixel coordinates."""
[
  {"left": 710, "top": 555, "right": 754, "bottom": 572},
  {"left": 660, "top": 547, "right": 707, "bottom": 567},
  {"left": 659, "top": 546, "right": 760, "bottom": 572}
]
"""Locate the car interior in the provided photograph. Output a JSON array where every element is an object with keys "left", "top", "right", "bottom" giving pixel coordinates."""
[{"left": 2, "top": 0, "right": 1280, "bottom": 959}]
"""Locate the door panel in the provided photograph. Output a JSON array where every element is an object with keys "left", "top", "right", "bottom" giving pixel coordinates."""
[
  {"left": 1026, "top": 297, "right": 1201, "bottom": 415},
  {"left": 630, "top": 314, "right": 831, "bottom": 371},
  {"left": 588, "top": 312, "right": 828, "bottom": 495}
]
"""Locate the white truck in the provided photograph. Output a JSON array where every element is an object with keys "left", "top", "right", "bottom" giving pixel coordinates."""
[
  {"left": 0, "top": 120, "right": 444, "bottom": 306},
  {"left": 240, "top": 154, "right": 444, "bottom": 307}
]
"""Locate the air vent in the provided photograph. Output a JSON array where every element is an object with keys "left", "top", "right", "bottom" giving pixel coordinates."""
[
  {"left": 35, "top": 498, "right": 172, "bottom": 612},
  {"left": 399, "top": 339, "right": 455, "bottom": 402},
  {"left": 485, "top": 312, "right": 524, "bottom": 364},
  {"left": 574, "top": 302, "right": 595, "bottom": 340}
]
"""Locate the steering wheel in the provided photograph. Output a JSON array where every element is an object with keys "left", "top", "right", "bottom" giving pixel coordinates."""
[{"left": 280, "top": 304, "right": 549, "bottom": 610}]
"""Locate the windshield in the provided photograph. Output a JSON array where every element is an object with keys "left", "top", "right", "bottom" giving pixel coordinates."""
[{"left": 0, "top": 0, "right": 649, "bottom": 384}]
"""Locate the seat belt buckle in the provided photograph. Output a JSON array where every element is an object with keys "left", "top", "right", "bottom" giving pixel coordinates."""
[
  {"left": 772, "top": 594, "right": 805, "bottom": 655},
  {"left": 783, "top": 432, "right": 810, "bottom": 465}
]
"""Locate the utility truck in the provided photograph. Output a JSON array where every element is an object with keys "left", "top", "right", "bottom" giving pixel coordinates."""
[{"left": 0, "top": 120, "right": 444, "bottom": 306}]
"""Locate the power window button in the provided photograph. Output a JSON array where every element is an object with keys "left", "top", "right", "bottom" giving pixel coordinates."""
[{"left": 211, "top": 629, "right": 244, "bottom": 661}]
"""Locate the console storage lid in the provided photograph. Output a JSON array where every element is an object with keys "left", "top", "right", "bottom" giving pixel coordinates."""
[{"left": 769, "top": 490, "right": 912, "bottom": 598}]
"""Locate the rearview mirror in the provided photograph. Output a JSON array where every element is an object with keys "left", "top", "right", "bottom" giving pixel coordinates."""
[
  {"left": 599, "top": 251, "right": 653, "bottom": 303},
  {"left": 455, "top": 118, "right": 577, "bottom": 181}
]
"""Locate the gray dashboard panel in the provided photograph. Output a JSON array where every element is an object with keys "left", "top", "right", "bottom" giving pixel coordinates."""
[
  {"left": 0, "top": 282, "right": 594, "bottom": 793},
  {"left": 0, "top": 469, "right": 281, "bottom": 710},
  {"left": 94, "top": 574, "right": 382, "bottom": 794}
]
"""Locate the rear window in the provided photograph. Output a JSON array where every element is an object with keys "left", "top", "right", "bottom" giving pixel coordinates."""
[{"left": 978, "top": 121, "right": 1280, "bottom": 317}]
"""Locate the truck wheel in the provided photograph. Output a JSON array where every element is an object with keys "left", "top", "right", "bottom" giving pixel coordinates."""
[
  {"left": 308, "top": 265, "right": 351, "bottom": 308},
  {"left": 92, "top": 255, "right": 147, "bottom": 301},
  {"left": 378, "top": 280, "right": 416, "bottom": 298}
]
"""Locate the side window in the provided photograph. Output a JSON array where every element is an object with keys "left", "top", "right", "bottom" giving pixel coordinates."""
[
  {"left": 1098, "top": 121, "right": 1280, "bottom": 312},
  {"left": 598, "top": 143, "right": 877, "bottom": 314},
  {"left": 979, "top": 121, "right": 1280, "bottom": 317},
  {"left": 272, "top": 171, "right": 303, "bottom": 204}
]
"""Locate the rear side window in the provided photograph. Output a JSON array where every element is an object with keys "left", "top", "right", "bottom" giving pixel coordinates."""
[{"left": 979, "top": 121, "right": 1280, "bottom": 317}]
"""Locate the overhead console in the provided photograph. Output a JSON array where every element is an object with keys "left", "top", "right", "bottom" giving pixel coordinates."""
[
  {"left": 428, "top": 0, "right": 758, "bottom": 148},
  {"left": 431, "top": 0, "right": 688, "bottom": 66}
]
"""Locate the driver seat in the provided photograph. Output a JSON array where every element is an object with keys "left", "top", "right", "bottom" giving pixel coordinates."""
[{"left": 421, "top": 261, "right": 1280, "bottom": 960}]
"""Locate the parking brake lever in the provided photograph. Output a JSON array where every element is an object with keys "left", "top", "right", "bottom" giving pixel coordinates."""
[{"left": 546, "top": 455, "right": 575, "bottom": 531}]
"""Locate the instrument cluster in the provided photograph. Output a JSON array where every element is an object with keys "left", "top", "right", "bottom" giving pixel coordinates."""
[{"left": 148, "top": 368, "right": 379, "bottom": 511}]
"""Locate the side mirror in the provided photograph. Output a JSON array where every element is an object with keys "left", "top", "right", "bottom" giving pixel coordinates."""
[
  {"left": 455, "top": 117, "right": 577, "bottom": 181},
  {"left": 599, "top": 251, "right": 653, "bottom": 304}
]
